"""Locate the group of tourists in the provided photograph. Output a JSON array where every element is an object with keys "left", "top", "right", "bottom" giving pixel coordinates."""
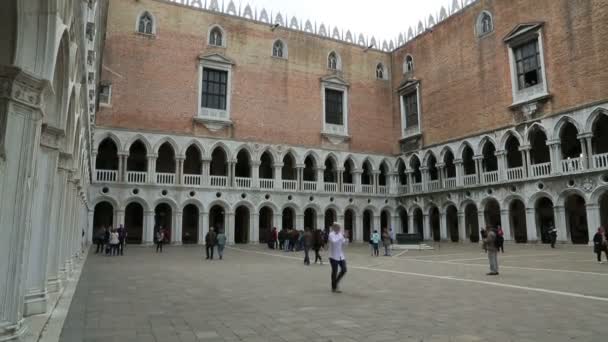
[
  {"left": 369, "top": 228, "right": 395, "bottom": 257},
  {"left": 204, "top": 227, "right": 227, "bottom": 260},
  {"left": 93, "top": 225, "right": 127, "bottom": 256}
]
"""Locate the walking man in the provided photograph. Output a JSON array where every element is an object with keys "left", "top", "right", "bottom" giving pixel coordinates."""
[
  {"left": 216, "top": 229, "right": 227, "bottom": 260},
  {"left": 548, "top": 222, "right": 558, "bottom": 248},
  {"left": 484, "top": 227, "right": 499, "bottom": 275},
  {"left": 328, "top": 223, "right": 348, "bottom": 293},
  {"left": 205, "top": 228, "right": 217, "bottom": 260},
  {"left": 303, "top": 228, "right": 312, "bottom": 265},
  {"left": 155, "top": 228, "right": 164, "bottom": 253},
  {"left": 117, "top": 224, "right": 126, "bottom": 255}
]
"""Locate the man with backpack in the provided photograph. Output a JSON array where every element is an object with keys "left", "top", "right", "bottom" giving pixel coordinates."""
[{"left": 483, "top": 226, "right": 499, "bottom": 275}]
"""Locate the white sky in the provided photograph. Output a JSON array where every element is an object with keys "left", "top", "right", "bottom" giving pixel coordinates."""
[{"left": 242, "top": 0, "right": 454, "bottom": 42}]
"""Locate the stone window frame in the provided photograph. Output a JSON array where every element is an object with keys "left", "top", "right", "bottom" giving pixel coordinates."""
[
  {"left": 271, "top": 39, "right": 288, "bottom": 59},
  {"left": 99, "top": 83, "right": 112, "bottom": 107},
  {"left": 399, "top": 81, "right": 422, "bottom": 139},
  {"left": 208, "top": 25, "right": 226, "bottom": 48},
  {"left": 327, "top": 51, "right": 342, "bottom": 71},
  {"left": 475, "top": 11, "right": 494, "bottom": 37},
  {"left": 376, "top": 62, "right": 388, "bottom": 80},
  {"left": 321, "top": 75, "right": 350, "bottom": 142},
  {"left": 403, "top": 54, "right": 414, "bottom": 74},
  {"left": 504, "top": 23, "right": 550, "bottom": 107},
  {"left": 135, "top": 10, "right": 157, "bottom": 36},
  {"left": 196, "top": 54, "right": 234, "bottom": 131}
]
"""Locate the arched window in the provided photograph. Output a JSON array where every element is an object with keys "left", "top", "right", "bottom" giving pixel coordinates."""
[
  {"left": 209, "top": 26, "right": 224, "bottom": 46},
  {"left": 404, "top": 55, "right": 414, "bottom": 73},
  {"left": 137, "top": 11, "right": 154, "bottom": 35},
  {"left": 476, "top": 11, "right": 493, "bottom": 36},
  {"left": 376, "top": 63, "right": 385, "bottom": 79},
  {"left": 328, "top": 52, "right": 339, "bottom": 70},
  {"left": 272, "top": 40, "right": 285, "bottom": 58}
]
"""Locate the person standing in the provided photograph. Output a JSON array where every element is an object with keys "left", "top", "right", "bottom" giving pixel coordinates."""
[
  {"left": 483, "top": 227, "right": 499, "bottom": 275},
  {"left": 389, "top": 228, "right": 395, "bottom": 254},
  {"left": 313, "top": 229, "right": 324, "bottom": 264},
  {"left": 94, "top": 226, "right": 105, "bottom": 254},
  {"left": 109, "top": 229, "right": 120, "bottom": 256},
  {"left": 381, "top": 228, "right": 391, "bottom": 256},
  {"left": 496, "top": 226, "right": 505, "bottom": 253},
  {"left": 371, "top": 230, "right": 381, "bottom": 257},
  {"left": 155, "top": 228, "right": 165, "bottom": 253},
  {"left": 303, "top": 228, "right": 312, "bottom": 265},
  {"left": 117, "top": 224, "right": 127, "bottom": 256},
  {"left": 104, "top": 227, "right": 111, "bottom": 255},
  {"left": 216, "top": 229, "right": 227, "bottom": 260},
  {"left": 548, "top": 222, "right": 558, "bottom": 248},
  {"left": 593, "top": 227, "right": 607, "bottom": 263},
  {"left": 205, "top": 228, "right": 217, "bottom": 260},
  {"left": 328, "top": 223, "right": 348, "bottom": 293}
]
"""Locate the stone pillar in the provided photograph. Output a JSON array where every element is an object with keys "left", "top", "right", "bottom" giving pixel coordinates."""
[
  {"left": 199, "top": 212, "right": 208, "bottom": 244},
  {"left": 251, "top": 161, "right": 260, "bottom": 189},
  {"left": 173, "top": 211, "right": 183, "bottom": 244},
  {"left": 439, "top": 210, "right": 448, "bottom": 240},
  {"left": 91, "top": 151, "right": 98, "bottom": 182},
  {"left": 228, "top": 160, "right": 236, "bottom": 187},
  {"left": 372, "top": 170, "right": 380, "bottom": 193},
  {"left": 202, "top": 158, "right": 210, "bottom": 186},
  {"left": 316, "top": 167, "right": 324, "bottom": 192},
  {"left": 252, "top": 212, "right": 259, "bottom": 243},
  {"left": 525, "top": 207, "right": 538, "bottom": 242},
  {"left": 423, "top": 214, "right": 431, "bottom": 240},
  {"left": 144, "top": 211, "right": 155, "bottom": 244},
  {"left": 454, "top": 159, "right": 463, "bottom": 187},
  {"left": 317, "top": 213, "right": 325, "bottom": 231},
  {"left": 227, "top": 212, "right": 235, "bottom": 244},
  {"left": 46, "top": 166, "right": 69, "bottom": 294},
  {"left": 353, "top": 169, "right": 362, "bottom": 193},
  {"left": 553, "top": 205, "right": 568, "bottom": 242},
  {"left": 117, "top": 152, "right": 125, "bottom": 182},
  {"left": 87, "top": 209, "right": 94, "bottom": 243},
  {"left": 408, "top": 213, "right": 415, "bottom": 234},
  {"left": 388, "top": 172, "right": 397, "bottom": 194},
  {"left": 273, "top": 163, "right": 282, "bottom": 190},
  {"left": 457, "top": 212, "right": 466, "bottom": 242},
  {"left": 586, "top": 203, "right": 600, "bottom": 245},
  {"left": 547, "top": 140, "right": 561, "bottom": 174},
  {"left": 406, "top": 170, "right": 414, "bottom": 193},
  {"left": 295, "top": 165, "right": 303, "bottom": 191},
  {"left": 147, "top": 154, "right": 157, "bottom": 184},
  {"left": 337, "top": 167, "right": 344, "bottom": 192},
  {"left": 500, "top": 209, "right": 512, "bottom": 241},
  {"left": 420, "top": 166, "right": 429, "bottom": 191},
  {"left": 116, "top": 209, "right": 125, "bottom": 227},
  {"left": 521, "top": 146, "right": 531, "bottom": 178},
  {"left": 585, "top": 135, "right": 594, "bottom": 169},
  {"left": 474, "top": 156, "right": 483, "bottom": 184},
  {"left": 373, "top": 214, "right": 380, "bottom": 234},
  {"left": 496, "top": 151, "right": 506, "bottom": 181},
  {"left": 176, "top": 157, "right": 184, "bottom": 185},
  {"left": 355, "top": 213, "right": 363, "bottom": 242},
  {"left": 478, "top": 210, "right": 486, "bottom": 232},
  {"left": 436, "top": 164, "right": 445, "bottom": 188}
]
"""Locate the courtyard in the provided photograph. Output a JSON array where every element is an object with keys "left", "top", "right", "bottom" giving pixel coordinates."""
[{"left": 58, "top": 243, "right": 607, "bottom": 342}]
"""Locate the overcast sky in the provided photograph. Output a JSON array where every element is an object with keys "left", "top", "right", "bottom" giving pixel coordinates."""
[{"left": 243, "top": 0, "right": 454, "bottom": 42}]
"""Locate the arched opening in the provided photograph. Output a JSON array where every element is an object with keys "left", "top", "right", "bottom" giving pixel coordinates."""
[
  {"left": 95, "top": 138, "right": 118, "bottom": 171},
  {"left": 209, "top": 26, "right": 223, "bottom": 46},
  {"left": 600, "top": 193, "right": 608, "bottom": 228},
  {"left": 397, "top": 207, "right": 408, "bottom": 233},
  {"left": 446, "top": 205, "right": 458, "bottom": 242},
  {"left": 427, "top": 154, "right": 438, "bottom": 181},
  {"left": 410, "top": 156, "right": 422, "bottom": 189},
  {"left": 156, "top": 142, "right": 176, "bottom": 173},
  {"left": 535, "top": 197, "right": 555, "bottom": 243},
  {"left": 404, "top": 55, "right": 414, "bottom": 73},
  {"left": 304, "top": 208, "right": 316, "bottom": 230},
  {"left": 413, "top": 208, "right": 423, "bottom": 238},
  {"left": 429, "top": 207, "right": 440, "bottom": 241},
  {"left": 443, "top": 150, "right": 456, "bottom": 181},
  {"left": 380, "top": 210, "right": 389, "bottom": 230},
  {"left": 282, "top": 153, "right": 297, "bottom": 180},
  {"left": 462, "top": 145, "right": 476, "bottom": 175},
  {"left": 505, "top": 136, "right": 522, "bottom": 168},
  {"left": 565, "top": 194, "right": 588, "bottom": 244},
  {"left": 282, "top": 207, "right": 295, "bottom": 230},
  {"left": 362, "top": 160, "right": 373, "bottom": 186},
  {"left": 484, "top": 199, "right": 501, "bottom": 228},
  {"left": 344, "top": 209, "right": 355, "bottom": 242},
  {"left": 235, "top": 149, "right": 251, "bottom": 178},
  {"left": 182, "top": 204, "right": 199, "bottom": 244},
  {"left": 154, "top": 203, "right": 173, "bottom": 242},
  {"left": 259, "top": 206, "right": 273, "bottom": 243},
  {"left": 124, "top": 202, "right": 143, "bottom": 244},
  {"left": 272, "top": 40, "right": 284, "bottom": 58},
  {"left": 376, "top": 63, "right": 385, "bottom": 79},
  {"left": 481, "top": 141, "right": 498, "bottom": 172},
  {"left": 324, "top": 208, "right": 336, "bottom": 234},
  {"left": 184, "top": 145, "right": 202, "bottom": 175},
  {"left": 343, "top": 159, "right": 354, "bottom": 188},
  {"left": 363, "top": 210, "right": 373, "bottom": 242},
  {"left": 465, "top": 203, "right": 479, "bottom": 242},
  {"left": 259, "top": 151, "right": 274, "bottom": 182},
  {"left": 397, "top": 159, "right": 407, "bottom": 187},
  {"left": 303, "top": 155, "right": 316, "bottom": 181},
  {"left": 209, "top": 205, "right": 225, "bottom": 234},
  {"left": 93, "top": 201, "right": 114, "bottom": 235},
  {"left": 324, "top": 157, "right": 337, "bottom": 183},
  {"left": 234, "top": 206, "right": 250, "bottom": 244},
  {"left": 138, "top": 11, "right": 154, "bottom": 34},
  {"left": 328, "top": 51, "right": 338, "bottom": 70},
  {"left": 509, "top": 199, "right": 527, "bottom": 243},
  {"left": 210, "top": 147, "right": 228, "bottom": 176},
  {"left": 127, "top": 140, "right": 148, "bottom": 172},
  {"left": 592, "top": 114, "right": 608, "bottom": 155},
  {"left": 379, "top": 162, "right": 389, "bottom": 187},
  {"left": 528, "top": 128, "right": 550, "bottom": 167},
  {"left": 560, "top": 122, "right": 582, "bottom": 159}
]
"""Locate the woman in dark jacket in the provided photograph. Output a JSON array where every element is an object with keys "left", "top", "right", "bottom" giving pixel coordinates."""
[
  {"left": 312, "top": 229, "right": 324, "bottom": 264},
  {"left": 593, "top": 227, "right": 607, "bottom": 263}
]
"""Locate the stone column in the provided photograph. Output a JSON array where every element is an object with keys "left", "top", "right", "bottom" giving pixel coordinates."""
[
  {"left": 474, "top": 155, "right": 483, "bottom": 184},
  {"left": 388, "top": 172, "right": 397, "bottom": 194},
  {"left": 251, "top": 161, "right": 260, "bottom": 189},
  {"left": 525, "top": 207, "right": 538, "bottom": 242},
  {"left": 91, "top": 151, "right": 98, "bottom": 182},
  {"left": 176, "top": 157, "right": 184, "bottom": 185},
  {"left": 117, "top": 152, "right": 125, "bottom": 182},
  {"left": 547, "top": 140, "right": 561, "bottom": 174},
  {"left": 337, "top": 167, "right": 344, "bottom": 192},
  {"left": 252, "top": 212, "right": 260, "bottom": 243},
  {"left": 317, "top": 213, "right": 325, "bottom": 231},
  {"left": 500, "top": 209, "right": 512, "bottom": 241},
  {"left": 373, "top": 214, "right": 380, "bottom": 234},
  {"left": 202, "top": 158, "right": 211, "bottom": 186},
  {"left": 116, "top": 209, "right": 125, "bottom": 227},
  {"left": 457, "top": 212, "right": 466, "bottom": 242},
  {"left": 408, "top": 213, "right": 415, "bottom": 234},
  {"left": 406, "top": 170, "right": 414, "bottom": 193},
  {"left": 439, "top": 210, "right": 448, "bottom": 240},
  {"left": 478, "top": 210, "right": 486, "bottom": 233},
  {"left": 46, "top": 166, "right": 69, "bottom": 294},
  {"left": 144, "top": 211, "right": 155, "bottom": 244},
  {"left": 227, "top": 212, "right": 235, "bottom": 244},
  {"left": 147, "top": 154, "right": 157, "bottom": 184},
  {"left": 273, "top": 162, "right": 283, "bottom": 190},
  {"left": 520, "top": 145, "right": 531, "bottom": 178},
  {"left": 173, "top": 211, "right": 183, "bottom": 244},
  {"left": 353, "top": 169, "right": 362, "bottom": 193},
  {"left": 420, "top": 166, "right": 429, "bottom": 191},
  {"left": 228, "top": 160, "right": 236, "bottom": 187},
  {"left": 454, "top": 159, "right": 463, "bottom": 187},
  {"left": 296, "top": 214, "right": 304, "bottom": 231},
  {"left": 423, "top": 214, "right": 431, "bottom": 240},
  {"left": 585, "top": 135, "right": 594, "bottom": 169},
  {"left": 355, "top": 213, "right": 363, "bottom": 242},
  {"left": 199, "top": 212, "right": 208, "bottom": 244},
  {"left": 495, "top": 150, "right": 506, "bottom": 181},
  {"left": 372, "top": 170, "right": 380, "bottom": 193},
  {"left": 87, "top": 209, "right": 94, "bottom": 244},
  {"left": 586, "top": 203, "right": 600, "bottom": 245},
  {"left": 316, "top": 167, "right": 325, "bottom": 192},
  {"left": 436, "top": 164, "right": 445, "bottom": 188}
]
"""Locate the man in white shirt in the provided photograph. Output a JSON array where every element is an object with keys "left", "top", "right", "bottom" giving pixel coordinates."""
[{"left": 328, "top": 222, "right": 348, "bottom": 293}]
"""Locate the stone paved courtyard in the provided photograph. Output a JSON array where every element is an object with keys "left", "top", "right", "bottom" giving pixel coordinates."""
[{"left": 59, "top": 243, "right": 608, "bottom": 342}]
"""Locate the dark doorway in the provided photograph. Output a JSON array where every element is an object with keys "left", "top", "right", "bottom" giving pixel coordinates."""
[
  {"left": 209, "top": 205, "right": 225, "bottom": 234},
  {"left": 381, "top": 210, "right": 389, "bottom": 230},
  {"left": 413, "top": 208, "right": 423, "bottom": 239},
  {"left": 124, "top": 202, "right": 143, "bottom": 244},
  {"left": 304, "top": 208, "right": 316, "bottom": 230},
  {"left": 182, "top": 204, "right": 199, "bottom": 244},
  {"left": 282, "top": 207, "right": 295, "bottom": 230},
  {"left": 446, "top": 205, "right": 458, "bottom": 242},
  {"left": 397, "top": 207, "right": 408, "bottom": 233},
  {"left": 465, "top": 203, "right": 479, "bottom": 242},
  {"left": 600, "top": 193, "right": 608, "bottom": 228},
  {"left": 93, "top": 201, "right": 114, "bottom": 234},
  {"left": 259, "top": 207, "right": 273, "bottom": 243},
  {"left": 127, "top": 140, "right": 147, "bottom": 172},
  {"left": 234, "top": 206, "right": 249, "bottom": 244},
  {"left": 592, "top": 114, "right": 608, "bottom": 155},
  {"left": 510, "top": 199, "right": 527, "bottom": 243},
  {"left": 484, "top": 199, "right": 501, "bottom": 228},
  {"left": 565, "top": 194, "right": 588, "bottom": 244},
  {"left": 363, "top": 210, "right": 373, "bottom": 242},
  {"left": 344, "top": 209, "right": 354, "bottom": 242},
  {"left": 430, "top": 207, "right": 440, "bottom": 241},
  {"left": 154, "top": 203, "right": 173, "bottom": 241},
  {"left": 96, "top": 138, "right": 119, "bottom": 171},
  {"left": 535, "top": 197, "right": 555, "bottom": 243},
  {"left": 324, "top": 209, "right": 336, "bottom": 235}
]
